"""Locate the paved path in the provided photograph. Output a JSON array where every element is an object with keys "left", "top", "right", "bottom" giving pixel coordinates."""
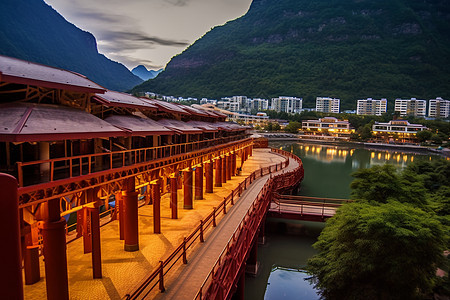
[
  {"left": 154, "top": 151, "right": 299, "bottom": 300},
  {"left": 23, "top": 149, "right": 291, "bottom": 300}
]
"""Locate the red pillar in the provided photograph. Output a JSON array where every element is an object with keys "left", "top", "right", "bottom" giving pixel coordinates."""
[
  {"left": 236, "top": 268, "right": 246, "bottom": 300},
  {"left": 117, "top": 192, "right": 125, "bottom": 240},
  {"left": 170, "top": 176, "right": 178, "bottom": 219},
  {"left": 205, "top": 161, "right": 214, "bottom": 193},
  {"left": 222, "top": 156, "right": 227, "bottom": 184},
  {"left": 231, "top": 153, "right": 237, "bottom": 176},
  {"left": 226, "top": 155, "right": 232, "bottom": 180},
  {"left": 183, "top": 169, "right": 193, "bottom": 209},
  {"left": 152, "top": 180, "right": 161, "bottom": 233},
  {"left": 40, "top": 198, "right": 69, "bottom": 300},
  {"left": 214, "top": 158, "right": 222, "bottom": 187},
  {"left": 87, "top": 188, "right": 102, "bottom": 279},
  {"left": 0, "top": 173, "right": 23, "bottom": 300},
  {"left": 122, "top": 177, "right": 139, "bottom": 251},
  {"left": 195, "top": 166, "right": 203, "bottom": 200}
]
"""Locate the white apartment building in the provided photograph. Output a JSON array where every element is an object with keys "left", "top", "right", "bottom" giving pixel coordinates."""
[
  {"left": 394, "top": 98, "right": 426, "bottom": 117},
  {"left": 316, "top": 97, "right": 340, "bottom": 113},
  {"left": 271, "top": 96, "right": 303, "bottom": 114},
  {"left": 251, "top": 98, "right": 269, "bottom": 111},
  {"left": 357, "top": 98, "right": 387, "bottom": 116},
  {"left": 428, "top": 97, "right": 450, "bottom": 119}
]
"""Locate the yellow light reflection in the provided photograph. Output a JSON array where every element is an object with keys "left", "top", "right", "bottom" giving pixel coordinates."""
[{"left": 371, "top": 152, "right": 375, "bottom": 159}]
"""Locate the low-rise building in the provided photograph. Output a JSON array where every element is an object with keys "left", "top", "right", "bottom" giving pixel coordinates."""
[
  {"left": 302, "top": 117, "right": 354, "bottom": 138},
  {"left": 316, "top": 97, "right": 340, "bottom": 113},
  {"left": 357, "top": 98, "right": 387, "bottom": 116},
  {"left": 428, "top": 97, "right": 450, "bottom": 119},
  {"left": 372, "top": 120, "right": 428, "bottom": 142},
  {"left": 394, "top": 98, "right": 426, "bottom": 117}
]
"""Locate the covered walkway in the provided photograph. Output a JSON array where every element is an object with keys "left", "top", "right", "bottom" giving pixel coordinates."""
[{"left": 23, "top": 149, "right": 287, "bottom": 300}]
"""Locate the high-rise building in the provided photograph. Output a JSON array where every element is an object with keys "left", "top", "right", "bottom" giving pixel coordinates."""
[
  {"left": 394, "top": 98, "right": 426, "bottom": 117},
  {"left": 271, "top": 96, "right": 302, "bottom": 114},
  {"left": 356, "top": 98, "right": 387, "bottom": 116},
  {"left": 428, "top": 97, "right": 450, "bottom": 118},
  {"left": 316, "top": 97, "right": 340, "bottom": 113}
]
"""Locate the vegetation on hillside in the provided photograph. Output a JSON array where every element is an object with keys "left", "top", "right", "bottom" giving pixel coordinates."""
[
  {"left": 307, "top": 161, "right": 450, "bottom": 299},
  {"left": 132, "top": 0, "right": 450, "bottom": 109}
]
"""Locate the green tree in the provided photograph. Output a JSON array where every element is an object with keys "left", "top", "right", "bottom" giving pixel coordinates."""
[
  {"left": 272, "top": 123, "right": 281, "bottom": 131},
  {"left": 416, "top": 130, "right": 433, "bottom": 143},
  {"left": 284, "top": 121, "right": 302, "bottom": 133},
  {"left": 307, "top": 201, "right": 446, "bottom": 300}
]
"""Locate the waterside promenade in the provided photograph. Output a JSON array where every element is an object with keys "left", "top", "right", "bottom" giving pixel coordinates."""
[{"left": 23, "top": 149, "right": 288, "bottom": 300}]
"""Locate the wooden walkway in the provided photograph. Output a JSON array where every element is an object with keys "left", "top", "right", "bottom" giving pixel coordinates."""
[
  {"left": 268, "top": 195, "right": 350, "bottom": 222},
  {"left": 149, "top": 151, "right": 300, "bottom": 300},
  {"left": 23, "top": 149, "right": 288, "bottom": 300}
]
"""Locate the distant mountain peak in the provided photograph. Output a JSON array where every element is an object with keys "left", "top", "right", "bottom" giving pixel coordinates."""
[
  {"left": 0, "top": 0, "right": 142, "bottom": 91},
  {"left": 132, "top": 65, "right": 163, "bottom": 81}
]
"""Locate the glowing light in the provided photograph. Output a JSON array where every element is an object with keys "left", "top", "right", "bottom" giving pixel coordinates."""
[
  {"left": 403, "top": 155, "right": 407, "bottom": 162},
  {"left": 316, "top": 147, "right": 321, "bottom": 154},
  {"left": 378, "top": 153, "right": 382, "bottom": 160},
  {"left": 371, "top": 152, "right": 375, "bottom": 158},
  {"left": 411, "top": 156, "right": 414, "bottom": 162}
]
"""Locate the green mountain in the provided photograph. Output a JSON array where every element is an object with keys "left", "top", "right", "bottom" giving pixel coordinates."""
[
  {"left": 132, "top": 0, "right": 450, "bottom": 109},
  {"left": 0, "top": 0, "right": 142, "bottom": 92}
]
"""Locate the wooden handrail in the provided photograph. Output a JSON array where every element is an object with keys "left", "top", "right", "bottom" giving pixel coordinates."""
[{"left": 16, "top": 135, "right": 247, "bottom": 187}]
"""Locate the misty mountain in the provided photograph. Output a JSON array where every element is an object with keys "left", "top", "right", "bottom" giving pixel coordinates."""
[
  {"left": 0, "top": 0, "right": 142, "bottom": 92},
  {"left": 132, "top": 65, "right": 163, "bottom": 81}
]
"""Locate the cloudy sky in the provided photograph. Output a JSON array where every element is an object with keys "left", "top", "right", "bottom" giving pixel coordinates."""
[{"left": 44, "top": 0, "right": 252, "bottom": 71}]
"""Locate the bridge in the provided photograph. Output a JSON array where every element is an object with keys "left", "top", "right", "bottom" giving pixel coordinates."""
[
  {"left": 0, "top": 55, "right": 315, "bottom": 300},
  {"left": 269, "top": 194, "right": 351, "bottom": 222}
]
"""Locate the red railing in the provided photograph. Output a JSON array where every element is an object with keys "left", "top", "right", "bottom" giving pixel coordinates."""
[
  {"left": 195, "top": 148, "right": 304, "bottom": 300},
  {"left": 125, "top": 149, "right": 292, "bottom": 299},
  {"left": 16, "top": 135, "right": 247, "bottom": 187}
]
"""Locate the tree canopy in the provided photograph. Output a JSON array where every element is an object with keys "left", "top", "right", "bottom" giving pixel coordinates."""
[{"left": 307, "top": 160, "right": 450, "bottom": 299}]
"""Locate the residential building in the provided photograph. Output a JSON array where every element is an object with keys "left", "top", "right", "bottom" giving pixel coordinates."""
[
  {"left": 372, "top": 120, "right": 428, "bottom": 142},
  {"left": 315, "top": 97, "right": 340, "bottom": 113},
  {"left": 195, "top": 104, "right": 269, "bottom": 126},
  {"left": 302, "top": 117, "right": 354, "bottom": 138},
  {"left": 357, "top": 98, "right": 387, "bottom": 116},
  {"left": 394, "top": 98, "right": 426, "bottom": 117},
  {"left": 428, "top": 97, "right": 450, "bottom": 118},
  {"left": 251, "top": 98, "right": 269, "bottom": 111},
  {"left": 271, "top": 96, "right": 303, "bottom": 114}
]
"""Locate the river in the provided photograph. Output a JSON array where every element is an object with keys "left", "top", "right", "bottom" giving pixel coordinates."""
[{"left": 244, "top": 141, "right": 443, "bottom": 299}]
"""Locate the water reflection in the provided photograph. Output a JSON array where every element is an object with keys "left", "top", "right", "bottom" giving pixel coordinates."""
[
  {"left": 272, "top": 142, "right": 442, "bottom": 199},
  {"left": 265, "top": 266, "right": 319, "bottom": 300},
  {"left": 293, "top": 143, "right": 438, "bottom": 169}
]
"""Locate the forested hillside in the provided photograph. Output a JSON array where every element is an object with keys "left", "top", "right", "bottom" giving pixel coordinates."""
[{"left": 132, "top": 0, "right": 450, "bottom": 109}]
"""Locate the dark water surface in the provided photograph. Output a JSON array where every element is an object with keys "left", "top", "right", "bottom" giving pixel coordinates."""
[{"left": 245, "top": 142, "right": 442, "bottom": 299}]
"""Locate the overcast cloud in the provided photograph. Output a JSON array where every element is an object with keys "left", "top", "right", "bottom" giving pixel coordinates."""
[{"left": 44, "top": 0, "right": 251, "bottom": 70}]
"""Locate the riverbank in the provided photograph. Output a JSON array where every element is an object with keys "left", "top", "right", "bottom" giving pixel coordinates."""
[{"left": 261, "top": 134, "right": 450, "bottom": 157}]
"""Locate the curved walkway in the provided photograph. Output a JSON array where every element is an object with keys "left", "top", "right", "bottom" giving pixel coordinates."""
[
  {"left": 153, "top": 150, "right": 299, "bottom": 300},
  {"left": 23, "top": 149, "right": 291, "bottom": 300}
]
